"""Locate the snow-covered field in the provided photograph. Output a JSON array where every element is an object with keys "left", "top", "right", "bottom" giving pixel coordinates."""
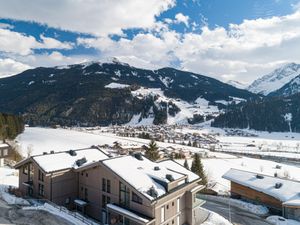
[
  {"left": 16, "top": 127, "right": 210, "bottom": 157},
  {"left": 16, "top": 126, "right": 300, "bottom": 196}
]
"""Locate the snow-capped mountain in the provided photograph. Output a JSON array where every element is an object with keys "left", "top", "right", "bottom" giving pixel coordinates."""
[
  {"left": 0, "top": 60, "right": 256, "bottom": 126},
  {"left": 247, "top": 63, "right": 300, "bottom": 95},
  {"left": 227, "top": 80, "right": 247, "bottom": 89},
  {"left": 270, "top": 74, "right": 300, "bottom": 97}
]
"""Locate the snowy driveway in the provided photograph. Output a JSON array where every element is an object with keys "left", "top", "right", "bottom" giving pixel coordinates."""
[{"left": 201, "top": 199, "right": 272, "bottom": 225}]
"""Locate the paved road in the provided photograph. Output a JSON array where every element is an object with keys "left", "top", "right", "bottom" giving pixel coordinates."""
[{"left": 202, "top": 199, "right": 272, "bottom": 225}]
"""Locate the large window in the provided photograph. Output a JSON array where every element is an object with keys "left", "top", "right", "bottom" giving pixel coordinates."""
[
  {"left": 177, "top": 198, "right": 180, "bottom": 213},
  {"left": 119, "top": 182, "right": 130, "bottom": 207},
  {"left": 102, "top": 178, "right": 111, "bottom": 193},
  {"left": 132, "top": 192, "right": 143, "bottom": 204},
  {"left": 38, "top": 183, "right": 44, "bottom": 196},
  {"left": 23, "top": 165, "right": 28, "bottom": 175},
  {"left": 102, "top": 178, "right": 107, "bottom": 192},
  {"left": 38, "top": 170, "right": 44, "bottom": 182},
  {"left": 102, "top": 195, "right": 111, "bottom": 208},
  {"left": 161, "top": 206, "right": 165, "bottom": 222},
  {"left": 84, "top": 188, "right": 88, "bottom": 201},
  {"left": 107, "top": 179, "right": 111, "bottom": 193}
]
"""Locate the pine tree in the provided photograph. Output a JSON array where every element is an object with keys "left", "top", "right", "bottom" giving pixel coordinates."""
[
  {"left": 191, "top": 153, "right": 207, "bottom": 185},
  {"left": 145, "top": 139, "right": 159, "bottom": 161},
  {"left": 183, "top": 159, "right": 189, "bottom": 170}
]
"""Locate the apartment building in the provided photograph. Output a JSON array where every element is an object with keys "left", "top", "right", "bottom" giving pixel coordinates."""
[{"left": 15, "top": 147, "right": 205, "bottom": 225}]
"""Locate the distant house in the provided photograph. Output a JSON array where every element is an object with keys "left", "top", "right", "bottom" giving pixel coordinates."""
[
  {"left": 15, "top": 148, "right": 206, "bottom": 225},
  {"left": 223, "top": 168, "right": 300, "bottom": 221},
  {"left": 0, "top": 143, "right": 14, "bottom": 166}
]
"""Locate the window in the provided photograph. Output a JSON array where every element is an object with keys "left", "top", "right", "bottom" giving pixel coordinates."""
[
  {"left": 102, "top": 178, "right": 106, "bottom": 192},
  {"left": 167, "top": 204, "right": 169, "bottom": 209},
  {"left": 38, "top": 183, "right": 44, "bottom": 196},
  {"left": 177, "top": 198, "right": 180, "bottom": 213},
  {"left": 102, "top": 195, "right": 111, "bottom": 208},
  {"left": 172, "top": 202, "right": 174, "bottom": 206},
  {"left": 23, "top": 165, "right": 28, "bottom": 175},
  {"left": 3, "top": 149, "right": 8, "bottom": 156},
  {"left": 119, "top": 182, "right": 130, "bottom": 207},
  {"left": 172, "top": 220, "right": 174, "bottom": 224},
  {"left": 177, "top": 216, "right": 180, "bottom": 225},
  {"left": 84, "top": 188, "right": 88, "bottom": 201},
  {"left": 161, "top": 206, "right": 165, "bottom": 222},
  {"left": 38, "top": 170, "right": 44, "bottom": 182},
  {"left": 86, "top": 173, "right": 88, "bottom": 177},
  {"left": 132, "top": 192, "right": 143, "bottom": 204},
  {"left": 107, "top": 180, "right": 111, "bottom": 193},
  {"left": 81, "top": 172, "right": 83, "bottom": 176}
]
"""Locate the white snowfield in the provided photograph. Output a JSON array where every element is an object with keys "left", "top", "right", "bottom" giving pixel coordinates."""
[
  {"left": 16, "top": 127, "right": 209, "bottom": 157},
  {"left": 105, "top": 82, "right": 130, "bottom": 89},
  {"left": 247, "top": 63, "right": 300, "bottom": 95},
  {"left": 223, "top": 169, "right": 300, "bottom": 206},
  {"left": 201, "top": 208, "right": 232, "bottom": 225},
  {"left": 103, "top": 155, "right": 199, "bottom": 200}
]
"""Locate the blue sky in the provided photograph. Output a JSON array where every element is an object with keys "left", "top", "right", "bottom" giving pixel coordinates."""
[{"left": 0, "top": 0, "right": 300, "bottom": 84}]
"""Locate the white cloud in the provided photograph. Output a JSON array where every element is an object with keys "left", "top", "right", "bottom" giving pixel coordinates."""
[
  {"left": 0, "top": 23, "right": 14, "bottom": 29},
  {"left": 0, "top": 0, "right": 175, "bottom": 36},
  {"left": 0, "top": 28, "right": 74, "bottom": 56},
  {"left": 0, "top": 58, "right": 31, "bottom": 78},
  {"left": 175, "top": 13, "right": 190, "bottom": 27},
  {"left": 77, "top": 9, "right": 300, "bottom": 84},
  {"left": 38, "top": 35, "right": 73, "bottom": 49}
]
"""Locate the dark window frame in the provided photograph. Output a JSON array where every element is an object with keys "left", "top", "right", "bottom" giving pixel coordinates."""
[{"left": 132, "top": 192, "right": 143, "bottom": 204}]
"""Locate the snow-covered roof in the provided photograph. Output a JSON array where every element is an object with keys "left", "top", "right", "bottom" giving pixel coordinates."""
[
  {"left": 32, "top": 148, "right": 109, "bottom": 173},
  {"left": 223, "top": 169, "right": 300, "bottom": 206},
  {"left": 0, "top": 143, "right": 9, "bottom": 148},
  {"left": 102, "top": 155, "right": 199, "bottom": 200}
]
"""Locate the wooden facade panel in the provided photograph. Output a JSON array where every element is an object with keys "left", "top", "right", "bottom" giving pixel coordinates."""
[{"left": 231, "top": 181, "right": 282, "bottom": 209}]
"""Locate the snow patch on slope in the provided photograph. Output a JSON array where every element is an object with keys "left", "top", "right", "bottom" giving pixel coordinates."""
[
  {"left": 248, "top": 63, "right": 300, "bottom": 95},
  {"left": 105, "top": 82, "right": 129, "bottom": 89},
  {"left": 131, "top": 87, "right": 220, "bottom": 125}
]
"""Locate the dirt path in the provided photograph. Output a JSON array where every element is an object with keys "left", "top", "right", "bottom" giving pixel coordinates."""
[{"left": 0, "top": 199, "right": 73, "bottom": 225}]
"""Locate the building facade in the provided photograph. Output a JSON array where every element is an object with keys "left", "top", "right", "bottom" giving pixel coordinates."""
[
  {"left": 15, "top": 148, "right": 205, "bottom": 225},
  {"left": 223, "top": 168, "right": 300, "bottom": 221}
]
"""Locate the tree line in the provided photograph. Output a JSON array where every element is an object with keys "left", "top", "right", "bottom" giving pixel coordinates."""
[{"left": 0, "top": 113, "right": 24, "bottom": 140}]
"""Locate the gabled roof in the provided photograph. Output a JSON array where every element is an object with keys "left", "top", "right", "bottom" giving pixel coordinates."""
[
  {"left": 102, "top": 155, "right": 199, "bottom": 201},
  {"left": 223, "top": 168, "right": 300, "bottom": 206},
  {"left": 15, "top": 147, "right": 109, "bottom": 173}
]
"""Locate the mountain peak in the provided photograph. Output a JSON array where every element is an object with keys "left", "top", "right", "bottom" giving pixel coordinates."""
[{"left": 247, "top": 62, "right": 300, "bottom": 95}]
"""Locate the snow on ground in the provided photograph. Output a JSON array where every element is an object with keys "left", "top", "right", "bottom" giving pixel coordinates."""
[
  {"left": 0, "top": 166, "right": 29, "bottom": 205},
  {"left": 104, "top": 82, "right": 130, "bottom": 89},
  {"left": 131, "top": 87, "right": 220, "bottom": 125},
  {"left": 201, "top": 208, "right": 232, "bottom": 225},
  {"left": 199, "top": 195, "right": 269, "bottom": 216},
  {"left": 267, "top": 216, "right": 300, "bottom": 225},
  {"left": 24, "top": 203, "right": 98, "bottom": 225},
  {"left": 16, "top": 127, "right": 209, "bottom": 157}
]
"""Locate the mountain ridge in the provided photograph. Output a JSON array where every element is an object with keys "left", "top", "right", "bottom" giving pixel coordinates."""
[{"left": 0, "top": 60, "right": 256, "bottom": 126}]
